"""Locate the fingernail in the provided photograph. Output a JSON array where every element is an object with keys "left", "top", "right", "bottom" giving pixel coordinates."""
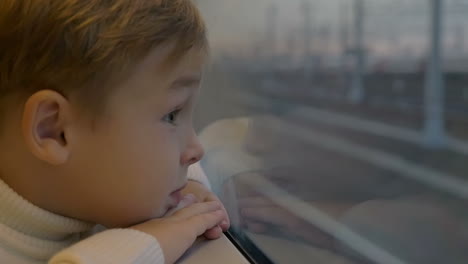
[
  {"left": 176, "top": 194, "right": 196, "bottom": 210},
  {"left": 184, "top": 193, "right": 195, "bottom": 199},
  {"left": 183, "top": 194, "right": 196, "bottom": 202}
]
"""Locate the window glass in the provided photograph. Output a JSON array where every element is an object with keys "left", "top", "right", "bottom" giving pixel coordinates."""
[{"left": 195, "top": 1, "right": 468, "bottom": 263}]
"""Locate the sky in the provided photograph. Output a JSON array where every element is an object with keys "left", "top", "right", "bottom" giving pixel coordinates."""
[{"left": 196, "top": 0, "right": 468, "bottom": 59}]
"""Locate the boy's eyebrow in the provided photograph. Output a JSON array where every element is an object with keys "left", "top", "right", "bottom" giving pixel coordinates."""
[{"left": 169, "top": 75, "right": 202, "bottom": 90}]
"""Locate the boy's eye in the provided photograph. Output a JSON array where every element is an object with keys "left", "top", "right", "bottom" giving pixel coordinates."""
[{"left": 163, "top": 109, "right": 181, "bottom": 125}]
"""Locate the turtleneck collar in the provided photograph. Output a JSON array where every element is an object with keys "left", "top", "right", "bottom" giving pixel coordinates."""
[{"left": 0, "top": 178, "right": 95, "bottom": 260}]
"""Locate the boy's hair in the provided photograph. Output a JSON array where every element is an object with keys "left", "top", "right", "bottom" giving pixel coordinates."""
[{"left": 0, "top": 0, "right": 207, "bottom": 122}]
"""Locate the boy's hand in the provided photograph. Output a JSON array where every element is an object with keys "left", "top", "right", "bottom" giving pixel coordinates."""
[
  {"left": 181, "top": 180, "right": 231, "bottom": 239},
  {"left": 131, "top": 196, "right": 224, "bottom": 264}
]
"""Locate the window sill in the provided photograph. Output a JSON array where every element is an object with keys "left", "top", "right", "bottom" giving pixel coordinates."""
[{"left": 177, "top": 234, "right": 250, "bottom": 264}]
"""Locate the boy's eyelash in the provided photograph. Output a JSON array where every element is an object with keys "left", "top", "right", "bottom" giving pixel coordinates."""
[{"left": 163, "top": 109, "right": 182, "bottom": 125}]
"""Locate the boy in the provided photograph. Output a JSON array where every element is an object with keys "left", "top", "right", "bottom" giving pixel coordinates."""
[{"left": 0, "top": 0, "right": 229, "bottom": 263}]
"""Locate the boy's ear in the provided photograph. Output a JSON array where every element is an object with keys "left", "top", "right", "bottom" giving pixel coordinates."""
[{"left": 21, "top": 90, "right": 72, "bottom": 165}]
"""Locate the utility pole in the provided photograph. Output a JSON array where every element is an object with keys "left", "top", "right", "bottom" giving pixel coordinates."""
[
  {"left": 265, "top": 2, "right": 279, "bottom": 58},
  {"left": 300, "top": 0, "right": 314, "bottom": 82},
  {"left": 349, "top": 0, "right": 365, "bottom": 104},
  {"left": 301, "top": 0, "right": 313, "bottom": 57},
  {"left": 339, "top": 0, "right": 350, "bottom": 55},
  {"left": 454, "top": 23, "right": 465, "bottom": 55},
  {"left": 424, "top": 0, "right": 446, "bottom": 148}
]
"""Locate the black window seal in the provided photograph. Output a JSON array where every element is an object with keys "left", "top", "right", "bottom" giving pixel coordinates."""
[{"left": 225, "top": 228, "right": 275, "bottom": 264}]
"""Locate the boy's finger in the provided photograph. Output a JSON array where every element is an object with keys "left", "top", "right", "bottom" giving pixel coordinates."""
[
  {"left": 219, "top": 217, "right": 230, "bottom": 231},
  {"left": 205, "top": 194, "right": 231, "bottom": 231},
  {"left": 172, "top": 201, "right": 221, "bottom": 219},
  {"left": 187, "top": 210, "right": 224, "bottom": 237},
  {"left": 219, "top": 209, "right": 230, "bottom": 231},
  {"left": 203, "top": 226, "right": 223, "bottom": 240}
]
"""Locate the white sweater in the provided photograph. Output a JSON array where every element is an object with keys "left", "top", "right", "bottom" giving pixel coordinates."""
[{"left": 0, "top": 163, "right": 210, "bottom": 264}]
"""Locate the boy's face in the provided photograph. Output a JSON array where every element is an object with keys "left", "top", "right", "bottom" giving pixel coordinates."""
[{"left": 63, "top": 45, "right": 205, "bottom": 227}]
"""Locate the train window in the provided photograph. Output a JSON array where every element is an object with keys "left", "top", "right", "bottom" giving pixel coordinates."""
[{"left": 194, "top": 0, "right": 468, "bottom": 263}]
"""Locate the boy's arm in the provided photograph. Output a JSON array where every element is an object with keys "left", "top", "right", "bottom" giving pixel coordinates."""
[
  {"left": 49, "top": 229, "right": 164, "bottom": 264},
  {"left": 49, "top": 199, "right": 224, "bottom": 264}
]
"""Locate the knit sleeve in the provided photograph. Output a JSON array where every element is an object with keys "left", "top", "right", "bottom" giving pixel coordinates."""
[
  {"left": 48, "top": 229, "right": 164, "bottom": 264},
  {"left": 187, "top": 162, "right": 212, "bottom": 190}
]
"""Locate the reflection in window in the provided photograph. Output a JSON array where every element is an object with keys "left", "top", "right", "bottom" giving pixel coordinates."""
[{"left": 195, "top": 1, "right": 468, "bottom": 263}]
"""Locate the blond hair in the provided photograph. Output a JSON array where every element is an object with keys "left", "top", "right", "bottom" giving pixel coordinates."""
[{"left": 0, "top": 0, "right": 207, "bottom": 118}]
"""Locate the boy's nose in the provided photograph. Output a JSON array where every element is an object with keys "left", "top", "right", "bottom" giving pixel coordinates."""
[{"left": 180, "top": 134, "right": 205, "bottom": 166}]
